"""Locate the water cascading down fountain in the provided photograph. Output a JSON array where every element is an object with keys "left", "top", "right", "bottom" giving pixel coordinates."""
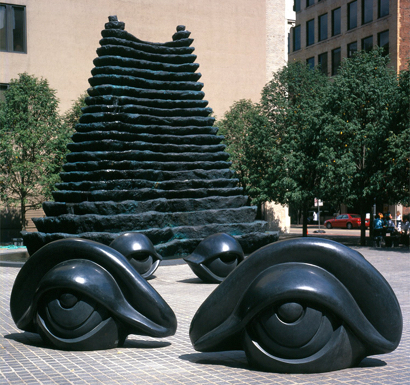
[{"left": 22, "top": 16, "right": 278, "bottom": 258}]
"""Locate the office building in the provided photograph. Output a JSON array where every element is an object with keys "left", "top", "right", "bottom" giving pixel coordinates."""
[{"left": 288, "top": 0, "right": 409, "bottom": 74}]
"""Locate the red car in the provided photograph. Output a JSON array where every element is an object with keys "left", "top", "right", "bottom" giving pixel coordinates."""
[{"left": 324, "top": 214, "right": 370, "bottom": 229}]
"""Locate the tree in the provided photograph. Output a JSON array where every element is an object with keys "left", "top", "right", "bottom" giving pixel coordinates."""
[
  {"left": 383, "top": 61, "right": 410, "bottom": 207},
  {"left": 217, "top": 99, "right": 271, "bottom": 204},
  {"left": 259, "top": 61, "right": 331, "bottom": 236},
  {"left": 0, "top": 73, "right": 70, "bottom": 230},
  {"left": 324, "top": 49, "right": 400, "bottom": 245},
  {"left": 62, "top": 91, "right": 87, "bottom": 131}
]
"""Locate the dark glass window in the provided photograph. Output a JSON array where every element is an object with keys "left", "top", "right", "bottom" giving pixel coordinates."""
[
  {"left": 306, "top": 0, "right": 314, "bottom": 6},
  {"left": 378, "top": 30, "right": 389, "bottom": 55},
  {"left": 378, "top": 0, "right": 389, "bottom": 18},
  {"left": 307, "top": 57, "right": 315, "bottom": 69},
  {"left": 293, "top": 25, "right": 301, "bottom": 51},
  {"left": 0, "top": 5, "right": 6, "bottom": 50},
  {"left": 294, "top": 0, "right": 301, "bottom": 12},
  {"left": 362, "top": 0, "right": 373, "bottom": 24},
  {"left": 319, "top": 13, "right": 328, "bottom": 41},
  {"left": 348, "top": 1, "right": 357, "bottom": 30},
  {"left": 332, "top": 8, "right": 341, "bottom": 36},
  {"left": 332, "top": 48, "right": 341, "bottom": 75},
  {"left": 0, "top": 4, "right": 26, "bottom": 53},
  {"left": 347, "top": 41, "right": 357, "bottom": 57},
  {"left": 306, "top": 19, "right": 314, "bottom": 46},
  {"left": 0, "top": 83, "right": 8, "bottom": 102},
  {"left": 318, "top": 52, "right": 328, "bottom": 75},
  {"left": 362, "top": 35, "right": 373, "bottom": 51}
]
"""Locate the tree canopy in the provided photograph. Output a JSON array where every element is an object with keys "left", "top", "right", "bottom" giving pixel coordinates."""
[
  {"left": 260, "top": 61, "right": 331, "bottom": 235},
  {"left": 324, "top": 49, "right": 406, "bottom": 243},
  {"left": 218, "top": 99, "right": 271, "bottom": 203},
  {"left": 221, "top": 49, "right": 409, "bottom": 242},
  {"left": 62, "top": 91, "right": 87, "bottom": 132},
  {"left": 0, "top": 73, "right": 71, "bottom": 229},
  {"left": 383, "top": 60, "right": 410, "bottom": 207}
]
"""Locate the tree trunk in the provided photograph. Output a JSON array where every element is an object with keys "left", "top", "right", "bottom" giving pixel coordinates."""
[
  {"left": 360, "top": 204, "right": 367, "bottom": 246},
  {"left": 20, "top": 198, "right": 26, "bottom": 231},
  {"left": 369, "top": 210, "right": 374, "bottom": 240},
  {"left": 302, "top": 204, "right": 309, "bottom": 237}
]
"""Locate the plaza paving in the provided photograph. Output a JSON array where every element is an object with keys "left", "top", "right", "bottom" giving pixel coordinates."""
[{"left": 0, "top": 239, "right": 409, "bottom": 384}]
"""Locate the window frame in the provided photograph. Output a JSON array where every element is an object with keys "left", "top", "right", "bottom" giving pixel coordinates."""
[
  {"left": 362, "top": 0, "right": 373, "bottom": 25},
  {"left": 331, "top": 47, "right": 341, "bottom": 76},
  {"left": 306, "top": 0, "right": 314, "bottom": 7},
  {"left": 294, "top": 0, "right": 301, "bottom": 12},
  {"left": 318, "top": 13, "right": 328, "bottom": 42},
  {"left": 347, "top": 41, "right": 358, "bottom": 58},
  {"left": 348, "top": 1, "right": 358, "bottom": 30},
  {"left": 0, "top": 83, "right": 9, "bottom": 102},
  {"left": 318, "top": 52, "right": 328, "bottom": 75},
  {"left": 293, "top": 24, "right": 301, "bottom": 51},
  {"left": 378, "top": 30, "right": 389, "bottom": 56},
  {"left": 306, "top": 19, "right": 315, "bottom": 46},
  {"left": 307, "top": 57, "right": 315, "bottom": 69},
  {"left": 0, "top": 3, "right": 27, "bottom": 53},
  {"left": 362, "top": 35, "right": 373, "bottom": 52},
  {"left": 332, "top": 7, "right": 341, "bottom": 36},
  {"left": 378, "top": 0, "right": 389, "bottom": 18}
]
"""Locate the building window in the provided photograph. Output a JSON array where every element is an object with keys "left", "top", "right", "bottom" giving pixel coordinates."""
[
  {"left": 332, "top": 8, "right": 341, "bottom": 36},
  {"left": 319, "top": 14, "right": 328, "bottom": 42},
  {"left": 318, "top": 52, "right": 328, "bottom": 75},
  {"left": 306, "top": 19, "right": 314, "bottom": 46},
  {"left": 347, "top": 41, "right": 357, "bottom": 57},
  {"left": 362, "top": 35, "right": 373, "bottom": 52},
  {"left": 378, "top": 0, "right": 389, "bottom": 18},
  {"left": 294, "top": 0, "right": 301, "bottom": 12},
  {"left": 348, "top": 1, "right": 357, "bottom": 30},
  {"left": 306, "top": 0, "right": 314, "bottom": 7},
  {"left": 307, "top": 57, "right": 315, "bottom": 69},
  {"left": 378, "top": 30, "right": 389, "bottom": 55},
  {"left": 293, "top": 25, "right": 301, "bottom": 51},
  {"left": 0, "top": 83, "right": 8, "bottom": 102},
  {"left": 0, "top": 4, "right": 26, "bottom": 53},
  {"left": 362, "top": 0, "right": 373, "bottom": 24},
  {"left": 332, "top": 48, "right": 341, "bottom": 75}
]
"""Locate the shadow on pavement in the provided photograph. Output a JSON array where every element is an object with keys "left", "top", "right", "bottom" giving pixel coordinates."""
[
  {"left": 5, "top": 332, "right": 171, "bottom": 350},
  {"left": 179, "top": 351, "right": 249, "bottom": 370}
]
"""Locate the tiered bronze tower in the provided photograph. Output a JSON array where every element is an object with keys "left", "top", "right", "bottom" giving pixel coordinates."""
[{"left": 22, "top": 16, "right": 278, "bottom": 257}]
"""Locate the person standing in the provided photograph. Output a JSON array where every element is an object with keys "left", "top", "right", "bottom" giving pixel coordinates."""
[
  {"left": 396, "top": 211, "right": 402, "bottom": 231},
  {"left": 373, "top": 214, "right": 384, "bottom": 247}
]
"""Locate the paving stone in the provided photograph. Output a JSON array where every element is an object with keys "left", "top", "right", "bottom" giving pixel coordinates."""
[{"left": 0, "top": 246, "right": 409, "bottom": 384}]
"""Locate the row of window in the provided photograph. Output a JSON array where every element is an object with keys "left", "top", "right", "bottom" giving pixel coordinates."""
[
  {"left": 295, "top": 0, "right": 389, "bottom": 21},
  {"left": 293, "top": 0, "right": 389, "bottom": 52},
  {"left": 307, "top": 30, "right": 389, "bottom": 76},
  {"left": 0, "top": 3, "right": 26, "bottom": 53}
]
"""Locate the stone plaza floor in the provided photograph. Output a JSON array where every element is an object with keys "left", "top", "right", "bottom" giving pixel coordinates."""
[{"left": 0, "top": 242, "right": 409, "bottom": 384}]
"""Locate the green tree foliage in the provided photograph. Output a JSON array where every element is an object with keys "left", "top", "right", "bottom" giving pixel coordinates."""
[
  {"left": 259, "top": 61, "right": 331, "bottom": 236},
  {"left": 222, "top": 51, "right": 407, "bottom": 243},
  {"left": 324, "top": 49, "right": 401, "bottom": 244},
  {"left": 217, "top": 99, "right": 271, "bottom": 203},
  {"left": 383, "top": 61, "right": 410, "bottom": 206},
  {"left": 0, "top": 73, "right": 70, "bottom": 230},
  {"left": 62, "top": 91, "right": 87, "bottom": 132}
]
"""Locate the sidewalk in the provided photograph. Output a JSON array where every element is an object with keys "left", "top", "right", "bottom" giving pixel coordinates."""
[{"left": 0, "top": 239, "right": 409, "bottom": 384}]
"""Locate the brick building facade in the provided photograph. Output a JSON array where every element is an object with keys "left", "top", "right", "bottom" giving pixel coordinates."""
[{"left": 288, "top": 0, "right": 410, "bottom": 74}]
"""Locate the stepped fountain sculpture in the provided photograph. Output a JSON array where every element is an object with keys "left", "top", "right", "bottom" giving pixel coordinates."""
[{"left": 22, "top": 16, "right": 278, "bottom": 258}]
